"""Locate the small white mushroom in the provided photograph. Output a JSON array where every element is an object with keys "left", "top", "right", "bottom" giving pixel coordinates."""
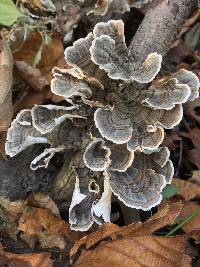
[{"left": 92, "top": 175, "right": 112, "bottom": 223}]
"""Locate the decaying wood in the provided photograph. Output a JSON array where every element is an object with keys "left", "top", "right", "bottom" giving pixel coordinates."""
[{"left": 129, "top": 0, "right": 198, "bottom": 63}]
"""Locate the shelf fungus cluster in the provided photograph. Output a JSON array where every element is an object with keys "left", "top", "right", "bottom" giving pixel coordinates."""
[
  {"left": 91, "top": 0, "right": 152, "bottom": 16},
  {"left": 5, "top": 20, "right": 200, "bottom": 231}
]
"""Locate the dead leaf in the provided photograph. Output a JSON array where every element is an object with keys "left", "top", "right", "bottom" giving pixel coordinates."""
[
  {"left": 13, "top": 32, "right": 66, "bottom": 82},
  {"left": 19, "top": 206, "right": 83, "bottom": 249},
  {"left": 185, "top": 98, "right": 200, "bottom": 124},
  {"left": 179, "top": 201, "right": 200, "bottom": 234},
  {"left": 0, "top": 243, "right": 52, "bottom": 267},
  {"left": 27, "top": 192, "right": 60, "bottom": 216},
  {"left": 14, "top": 61, "right": 49, "bottom": 92},
  {"left": 163, "top": 130, "right": 182, "bottom": 150},
  {"left": 189, "top": 170, "right": 200, "bottom": 185},
  {"left": 71, "top": 202, "right": 183, "bottom": 261},
  {"left": 19, "top": 206, "right": 69, "bottom": 249},
  {"left": 172, "top": 178, "right": 200, "bottom": 200},
  {"left": 0, "top": 39, "right": 13, "bottom": 132},
  {"left": 0, "top": 196, "right": 25, "bottom": 222},
  {"left": 74, "top": 236, "right": 190, "bottom": 267},
  {"left": 13, "top": 32, "right": 43, "bottom": 65},
  {"left": 187, "top": 229, "right": 200, "bottom": 244},
  {"left": 13, "top": 89, "right": 50, "bottom": 115}
]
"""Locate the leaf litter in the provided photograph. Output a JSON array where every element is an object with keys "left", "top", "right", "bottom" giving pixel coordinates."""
[{"left": 0, "top": 1, "right": 200, "bottom": 266}]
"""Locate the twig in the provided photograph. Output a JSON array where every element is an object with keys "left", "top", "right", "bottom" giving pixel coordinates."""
[{"left": 129, "top": 0, "right": 198, "bottom": 63}]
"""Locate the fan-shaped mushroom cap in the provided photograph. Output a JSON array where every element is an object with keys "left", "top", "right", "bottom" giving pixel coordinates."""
[
  {"left": 107, "top": 147, "right": 173, "bottom": 210},
  {"left": 127, "top": 126, "right": 164, "bottom": 152},
  {"left": 93, "top": 20, "right": 125, "bottom": 47},
  {"left": 91, "top": 0, "right": 109, "bottom": 16},
  {"left": 157, "top": 104, "right": 183, "bottom": 129},
  {"left": 30, "top": 145, "right": 65, "bottom": 170},
  {"left": 92, "top": 175, "right": 112, "bottom": 223},
  {"left": 90, "top": 20, "right": 162, "bottom": 82},
  {"left": 172, "top": 69, "right": 200, "bottom": 102},
  {"left": 94, "top": 108, "right": 132, "bottom": 144},
  {"left": 31, "top": 104, "right": 84, "bottom": 134},
  {"left": 129, "top": 0, "right": 152, "bottom": 9},
  {"left": 91, "top": 0, "right": 152, "bottom": 16},
  {"left": 51, "top": 67, "right": 92, "bottom": 99},
  {"left": 64, "top": 33, "right": 105, "bottom": 83},
  {"left": 83, "top": 139, "right": 111, "bottom": 171},
  {"left": 143, "top": 78, "right": 191, "bottom": 110},
  {"left": 109, "top": 143, "right": 134, "bottom": 172},
  {"left": 5, "top": 110, "right": 49, "bottom": 157}
]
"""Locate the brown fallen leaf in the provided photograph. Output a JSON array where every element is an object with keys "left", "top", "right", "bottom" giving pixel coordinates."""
[
  {"left": 0, "top": 243, "right": 52, "bottom": 267},
  {"left": 185, "top": 98, "right": 200, "bottom": 124},
  {"left": 71, "top": 202, "right": 183, "bottom": 261},
  {"left": 189, "top": 170, "right": 200, "bottom": 185},
  {"left": 27, "top": 192, "right": 60, "bottom": 216},
  {"left": 163, "top": 130, "right": 182, "bottom": 150},
  {"left": 179, "top": 201, "right": 200, "bottom": 234},
  {"left": 19, "top": 206, "right": 83, "bottom": 249},
  {"left": 13, "top": 32, "right": 66, "bottom": 82},
  {"left": 172, "top": 178, "right": 200, "bottom": 201},
  {"left": 13, "top": 89, "right": 50, "bottom": 115},
  {"left": 0, "top": 196, "right": 25, "bottom": 222},
  {"left": 74, "top": 235, "right": 190, "bottom": 267},
  {"left": 0, "top": 39, "right": 13, "bottom": 132}
]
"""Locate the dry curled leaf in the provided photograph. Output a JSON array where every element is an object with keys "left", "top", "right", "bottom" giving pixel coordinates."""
[
  {"left": 179, "top": 201, "right": 200, "bottom": 235},
  {"left": 74, "top": 235, "right": 190, "bottom": 267},
  {"left": 189, "top": 170, "right": 200, "bottom": 185},
  {"left": 172, "top": 178, "right": 200, "bottom": 200},
  {"left": 0, "top": 243, "right": 52, "bottom": 267},
  {"left": 19, "top": 206, "right": 82, "bottom": 249},
  {"left": 0, "top": 39, "right": 13, "bottom": 132},
  {"left": 27, "top": 192, "right": 60, "bottom": 216},
  {"left": 71, "top": 202, "right": 183, "bottom": 261}
]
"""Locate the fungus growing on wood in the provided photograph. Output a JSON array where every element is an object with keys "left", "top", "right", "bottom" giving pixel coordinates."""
[
  {"left": 5, "top": 19, "right": 200, "bottom": 231},
  {"left": 92, "top": 0, "right": 152, "bottom": 16}
]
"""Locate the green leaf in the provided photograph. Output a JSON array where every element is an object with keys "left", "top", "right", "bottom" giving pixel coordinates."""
[
  {"left": 0, "top": 0, "right": 22, "bottom": 26},
  {"left": 162, "top": 184, "right": 179, "bottom": 200}
]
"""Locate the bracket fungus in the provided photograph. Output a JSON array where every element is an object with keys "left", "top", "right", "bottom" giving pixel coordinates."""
[
  {"left": 5, "top": 20, "right": 200, "bottom": 231},
  {"left": 92, "top": 0, "right": 152, "bottom": 16}
]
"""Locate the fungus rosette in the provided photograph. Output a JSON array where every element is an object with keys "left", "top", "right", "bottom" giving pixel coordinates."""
[{"left": 5, "top": 20, "right": 200, "bottom": 231}]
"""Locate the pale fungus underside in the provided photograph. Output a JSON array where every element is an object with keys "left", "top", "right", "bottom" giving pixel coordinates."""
[{"left": 5, "top": 20, "right": 200, "bottom": 231}]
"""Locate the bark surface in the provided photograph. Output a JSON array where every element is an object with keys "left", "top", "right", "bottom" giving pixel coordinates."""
[{"left": 129, "top": 0, "right": 198, "bottom": 63}]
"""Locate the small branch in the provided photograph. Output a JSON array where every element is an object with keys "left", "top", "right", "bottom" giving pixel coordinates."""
[{"left": 129, "top": 0, "right": 198, "bottom": 63}]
